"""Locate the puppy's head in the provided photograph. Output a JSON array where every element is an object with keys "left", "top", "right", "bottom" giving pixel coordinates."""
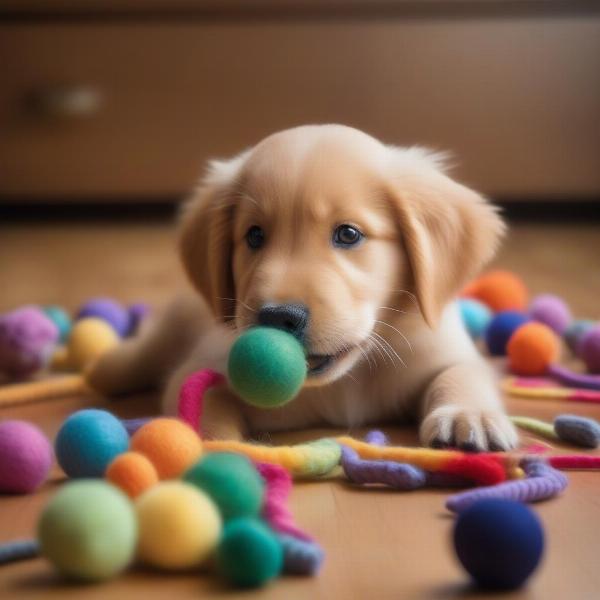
[{"left": 180, "top": 125, "right": 504, "bottom": 384}]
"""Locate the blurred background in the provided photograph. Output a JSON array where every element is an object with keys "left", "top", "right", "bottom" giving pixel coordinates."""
[{"left": 1, "top": 0, "right": 599, "bottom": 311}]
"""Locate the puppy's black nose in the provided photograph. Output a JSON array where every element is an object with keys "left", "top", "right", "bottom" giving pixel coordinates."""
[{"left": 257, "top": 303, "right": 309, "bottom": 340}]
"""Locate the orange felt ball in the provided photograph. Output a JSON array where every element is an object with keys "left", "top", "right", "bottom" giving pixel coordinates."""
[
  {"left": 507, "top": 322, "right": 560, "bottom": 376},
  {"left": 130, "top": 418, "right": 203, "bottom": 480},
  {"left": 106, "top": 451, "right": 159, "bottom": 499},
  {"left": 464, "top": 270, "right": 528, "bottom": 312}
]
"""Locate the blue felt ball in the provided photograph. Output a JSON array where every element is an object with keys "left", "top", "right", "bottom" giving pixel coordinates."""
[
  {"left": 43, "top": 306, "right": 72, "bottom": 343},
  {"left": 55, "top": 409, "right": 129, "bottom": 478},
  {"left": 485, "top": 311, "right": 530, "bottom": 356},
  {"left": 453, "top": 499, "right": 544, "bottom": 590},
  {"left": 458, "top": 299, "right": 492, "bottom": 339}
]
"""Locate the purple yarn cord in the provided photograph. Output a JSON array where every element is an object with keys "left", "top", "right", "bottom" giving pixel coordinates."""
[
  {"left": 446, "top": 458, "right": 568, "bottom": 513},
  {"left": 0, "top": 539, "right": 39, "bottom": 565},
  {"left": 122, "top": 417, "right": 152, "bottom": 436},
  {"left": 342, "top": 431, "right": 470, "bottom": 490}
]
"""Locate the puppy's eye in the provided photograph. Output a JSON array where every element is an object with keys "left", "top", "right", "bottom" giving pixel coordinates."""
[
  {"left": 245, "top": 225, "right": 265, "bottom": 249},
  {"left": 333, "top": 224, "right": 364, "bottom": 248}
]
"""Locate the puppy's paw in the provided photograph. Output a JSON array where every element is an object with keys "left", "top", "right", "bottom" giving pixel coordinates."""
[{"left": 420, "top": 405, "right": 518, "bottom": 451}]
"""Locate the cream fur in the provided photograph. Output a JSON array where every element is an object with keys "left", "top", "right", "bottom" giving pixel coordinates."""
[{"left": 89, "top": 125, "right": 517, "bottom": 451}]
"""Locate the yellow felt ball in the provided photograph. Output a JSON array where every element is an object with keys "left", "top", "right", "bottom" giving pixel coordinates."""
[
  {"left": 52, "top": 318, "right": 119, "bottom": 371},
  {"left": 130, "top": 418, "right": 203, "bottom": 479},
  {"left": 106, "top": 451, "right": 159, "bottom": 499},
  {"left": 135, "top": 481, "right": 222, "bottom": 570}
]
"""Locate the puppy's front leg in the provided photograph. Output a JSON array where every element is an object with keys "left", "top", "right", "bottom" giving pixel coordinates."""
[{"left": 419, "top": 362, "right": 518, "bottom": 451}]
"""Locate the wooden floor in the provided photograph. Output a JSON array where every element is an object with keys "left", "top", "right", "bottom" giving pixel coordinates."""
[{"left": 1, "top": 218, "right": 599, "bottom": 600}]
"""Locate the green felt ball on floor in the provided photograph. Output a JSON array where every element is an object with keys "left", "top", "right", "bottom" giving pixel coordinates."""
[
  {"left": 183, "top": 452, "right": 264, "bottom": 520},
  {"left": 38, "top": 480, "right": 137, "bottom": 581},
  {"left": 217, "top": 518, "right": 283, "bottom": 588},
  {"left": 227, "top": 327, "right": 306, "bottom": 408}
]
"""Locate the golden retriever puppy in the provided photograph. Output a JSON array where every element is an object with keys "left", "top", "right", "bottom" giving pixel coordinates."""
[{"left": 89, "top": 124, "right": 517, "bottom": 450}]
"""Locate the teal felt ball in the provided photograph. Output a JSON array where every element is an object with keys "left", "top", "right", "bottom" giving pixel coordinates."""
[
  {"left": 55, "top": 409, "right": 130, "bottom": 478},
  {"left": 217, "top": 518, "right": 283, "bottom": 587},
  {"left": 183, "top": 452, "right": 264, "bottom": 520},
  {"left": 458, "top": 299, "right": 492, "bottom": 339},
  {"left": 227, "top": 327, "right": 306, "bottom": 408},
  {"left": 43, "top": 306, "right": 72, "bottom": 343},
  {"left": 38, "top": 480, "right": 137, "bottom": 581}
]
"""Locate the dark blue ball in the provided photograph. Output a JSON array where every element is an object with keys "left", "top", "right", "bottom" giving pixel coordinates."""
[
  {"left": 453, "top": 499, "right": 544, "bottom": 590},
  {"left": 485, "top": 311, "right": 530, "bottom": 356}
]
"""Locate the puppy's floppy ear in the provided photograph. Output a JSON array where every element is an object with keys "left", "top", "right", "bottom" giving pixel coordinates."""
[
  {"left": 179, "top": 151, "right": 249, "bottom": 321},
  {"left": 386, "top": 148, "right": 505, "bottom": 327}
]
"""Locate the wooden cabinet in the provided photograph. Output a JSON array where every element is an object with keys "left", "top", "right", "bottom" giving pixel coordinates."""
[{"left": 1, "top": 2, "right": 600, "bottom": 200}]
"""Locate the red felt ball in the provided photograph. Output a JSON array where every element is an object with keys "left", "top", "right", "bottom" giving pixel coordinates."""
[
  {"left": 507, "top": 322, "right": 560, "bottom": 376},
  {"left": 464, "top": 270, "right": 528, "bottom": 312}
]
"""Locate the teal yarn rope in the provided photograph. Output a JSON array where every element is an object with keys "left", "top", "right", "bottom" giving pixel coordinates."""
[{"left": 0, "top": 539, "right": 39, "bottom": 565}]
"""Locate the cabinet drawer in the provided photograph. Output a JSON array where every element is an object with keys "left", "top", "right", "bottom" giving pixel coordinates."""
[{"left": 1, "top": 18, "right": 599, "bottom": 199}]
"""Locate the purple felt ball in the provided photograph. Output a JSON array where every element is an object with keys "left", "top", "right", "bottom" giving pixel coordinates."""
[
  {"left": 0, "top": 420, "right": 53, "bottom": 493},
  {"left": 77, "top": 298, "right": 130, "bottom": 337},
  {"left": 127, "top": 303, "right": 150, "bottom": 336},
  {"left": 529, "top": 294, "right": 572, "bottom": 335},
  {"left": 580, "top": 326, "right": 600, "bottom": 374},
  {"left": 0, "top": 306, "right": 59, "bottom": 379}
]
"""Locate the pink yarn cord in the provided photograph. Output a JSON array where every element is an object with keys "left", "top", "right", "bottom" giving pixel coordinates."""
[
  {"left": 177, "top": 369, "right": 225, "bottom": 432},
  {"left": 549, "top": 455, "right": 600, "bottom": 469},
  {"left": 256, "top": 462, "right": 314, "bottom": 542}
]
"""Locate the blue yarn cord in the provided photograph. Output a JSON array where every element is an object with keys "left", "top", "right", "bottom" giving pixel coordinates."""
[{"left": 0, "top": 540, "right": 40, "bottom": 565}]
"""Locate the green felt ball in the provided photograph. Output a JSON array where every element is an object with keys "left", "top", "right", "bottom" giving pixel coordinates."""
[
  {"left": 38, "top": 480, "right": 137, "bottom": 581},
  {"left": 183, "top": 452, "right": 264, "bottom": 520},
  {"left": 227, "top": 327, "right": 306, "bottom": 408},
  {"left": 217, "top": 518, "right": 283, "bottom": 588}
]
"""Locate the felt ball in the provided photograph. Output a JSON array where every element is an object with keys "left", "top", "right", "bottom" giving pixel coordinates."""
[
  {"left": 127, "top": 303, "right": 150, "bottom": 335},
  {"left": 484, "top": 311, "right": 530, "bottom": 356},
  {"left": 507, "top": 322, "right": 560, "bottom": 376},
  {"left": 458, "top": 299, "right": 492, "bottom": 339},
  {"left": 464, "top": 270, "right": 528, "bottom": 312},
  {"left": 38, "top": 480, "right": 137, "bottom": 581},
  {"left": 564, "top": 319, "right": 595, "bottom": 355},
  {"left": 228, "top": 327, "right": 307, "bottom": 408},
  {"left": 52, "top": 317, "right": 119, "bottom": 372},
  {"left": 0, "top": 306, "right": 59, "bottom": 379},
  {"left": 580, "top": 326, "right": 600, "bottom": 374},
  {"left": 453, "top": 499, "right": 544, "bottom": 590},
  {"left": 183, "top": 452, "right": 264, "bottom": 520},
  {"left": 43, "top": 306, "right": 72, "bottom": 343},
  {"left": 135, "top": 481, "right": 222, "bottom": 570},
  {"left": 529, "top": 294, "right": 572, "bottom": 335},
  {"left": 130, "top": 418, "right": 203, "bottom": 479},
  {"left": 106, "top": 451, "right": 159, "bottom": 499},
  {"left": 0, "top": 420, "right": 53, "bottom": 493},
  {"left": 217, "top": 518, "right": 283, "bottom": 588},
  {"left": 77, "top": 298, "right": 130, "bottom": 337},
  {"left": 55, "top": 409, "right": 130, "bottom": 478}
]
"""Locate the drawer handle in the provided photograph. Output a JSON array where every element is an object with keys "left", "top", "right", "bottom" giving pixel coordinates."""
[{"left": 27, "top": 85, "right": 103, "bottom": 118}]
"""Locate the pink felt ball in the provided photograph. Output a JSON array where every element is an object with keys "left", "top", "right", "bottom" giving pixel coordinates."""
[
  {"left": 529, "top": 294, "right": 572, "bottom": 335},
  {"left": 0, "top": 420, "right": 53, "bottom": 493},
  {"left": 580, "top": 326, "right": 600, "bottom": 374}
]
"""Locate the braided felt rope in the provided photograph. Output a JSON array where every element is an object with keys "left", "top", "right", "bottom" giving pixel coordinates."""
[
  {"left": 204, "top": 438, "right": 341, "bottom": 478},
  {"left": 0, "top": 539, "right": 39, "bottom": 565},
  {"left": 277, "top": 534, "right": 325, "bottom": 575},
  {"left": 549, "top": 455, "right": 600, "bottom": 469},
  {"left": 177, "top": 369, "right": 225, "bottom": 432},
  {"left": 337, "top": 436, "right": 508, "bottom": 486},
  {"left": 446, "top": 458, "right": 568, "bottom": 513},
  {"left": 511, "top": 416, "right": 558, "bottom": 441},
  {"left": 255, "top": 462, "right": 314, "bottom": 542}
]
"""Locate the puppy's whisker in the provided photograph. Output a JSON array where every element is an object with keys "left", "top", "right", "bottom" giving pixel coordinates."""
[
  {"left": 374, "top": 320, "right": 414, "bottom": 355},
  {"left": 366, "top": 334, "right": 390, "bottom": 367},
  {"left": 377, "top": 306, "right": 407, "bottom": 315},
  {"left": 217, "top": 297, "right": 256, "bottom": 313},
  {"left": 371, "top": 330, "right": 405, "bottom": 369}
]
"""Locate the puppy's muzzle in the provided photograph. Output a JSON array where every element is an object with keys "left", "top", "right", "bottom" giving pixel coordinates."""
[{"left": 257, "top": 303, "right": 309, "bottom": 341}]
